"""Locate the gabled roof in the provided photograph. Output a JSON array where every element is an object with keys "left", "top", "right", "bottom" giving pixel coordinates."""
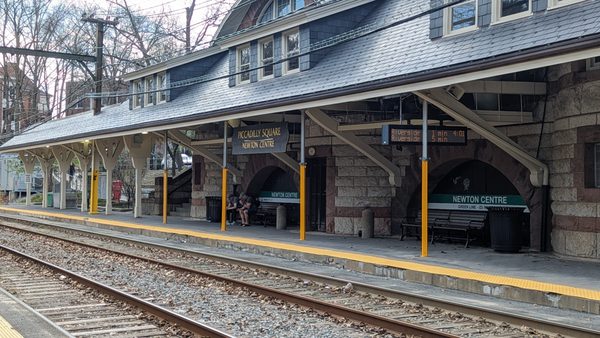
[{"left": 2, "top": 0, "right": 600, "bottom": 151}]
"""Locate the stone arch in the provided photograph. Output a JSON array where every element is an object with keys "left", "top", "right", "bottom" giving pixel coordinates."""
[
  {"left": 239, "top": 154, "right": 299, "bottom": 195},
  {"left": 397, "top": 139, "right": 544, "bottom": 250}
]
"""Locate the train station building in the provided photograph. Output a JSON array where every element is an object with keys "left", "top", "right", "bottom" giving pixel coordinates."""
[{"left": 1, "top": 0, "right": 600, "bottom": 260}]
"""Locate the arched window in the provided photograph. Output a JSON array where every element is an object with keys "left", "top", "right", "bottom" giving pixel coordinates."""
[
  {"left": 258, "top": 0, "right": 304, "bottom": 24},
  {"left": 259, "top": 2, "right": 274, "bottom": 24}
]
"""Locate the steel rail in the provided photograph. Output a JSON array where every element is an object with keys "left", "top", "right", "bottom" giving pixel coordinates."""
[
  {"left": 0, "top": 243, "right": 233, "bottom": 338},
  {"left": 3, "top": 215, "right": 600, "bottom": 337},
  {"left": 0, "top": 220, "right": 456, "bottom": 338}
]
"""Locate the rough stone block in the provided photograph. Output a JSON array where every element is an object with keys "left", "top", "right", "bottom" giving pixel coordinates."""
[
  {"left": 366, "top": 167, "right": 387, "bottom": 177},
  {"left": 548, "top": 159, "right": 572, "bottom": 174},
  {"left": 367, "top": 186, "right": 393, "bottom": 197},
  {"left": 365, "top": 197, "right": 390, "bottom": 208},
  {"left": 551, "top": 229, "right": 566, "bottom": 256},
  {"left": 550, "top": 188, "right": 577, "bottom": 202},
  {"left": 552, "top": 129, "right": 577, "bottom": 146},
  {"left": 516, "top": 135, "right": 542, "bottom": 149},
  {"left": 337, "top": 166, "right": 366, "bottom": 177},
  {"left": 553, "top": 118, "right": 569, "bottom": 132},
  {"left": 565, "top": 230, "right": 597, "bottom": 258},
  {"left": 506, "top": 124, "right": 542, "bottom": 137},
  {"left": 354, "top": 157, "right": 377, "bottom": 167},
  {"left": 309, "top": 124, "right": 324, "bottom": 137},
  {"left": 354, "top": 177, "right": 379, "bottom": 187},
  {"left": 552, "top": 201, "right": 598, "bottom": 218},
  {"left": 338, "top": 187, "right": 366, "bottom": 197},
  {"left": 335, "top": 196, "right": 354, "bottom": 207},
  {"left": 335, "top": 177, "right": 354, "bottom": 187},
  {"left": 332, "top": 145, "right": 359, "bottom": 157},
  {"left": 549, "top": 174, "right": 573, "bottom": 188},
  {"left": 597, "top": 233, "right": 600, "bottom": 259},
  {"left": 551, "top": 145, "right": 575, "bottom": 160},
  {"left": 334, "top": 217, "right": 354, "bottom": 234},
  {"left": 569, "top": 114, "right": 596, "bottom": 129},
  {"left": 335, "top": 157, "right": 354, "bottom": 166}
]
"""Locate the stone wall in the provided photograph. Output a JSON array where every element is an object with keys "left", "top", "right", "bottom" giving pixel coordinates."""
[{"left": 543, "top": 62, "right": 600, "bottom": 258}]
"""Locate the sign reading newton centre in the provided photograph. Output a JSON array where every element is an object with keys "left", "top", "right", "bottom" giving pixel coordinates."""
[
  {"left": 429, "top": 194, "right": 529, "bottom": 212},
  {"left": 232, "top": 123, "right": 289, "bottom": 155}
]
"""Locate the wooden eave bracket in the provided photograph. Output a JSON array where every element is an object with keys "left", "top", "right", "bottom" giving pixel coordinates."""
[
  {"left": 414, "top": 89, "right": 548, "bottom": 187},
  {"left": 167, "top": 130, "right": 243, "bottom": 180},
  {"left": 306, "top": 108, "right": 402, "bottom": 187}
]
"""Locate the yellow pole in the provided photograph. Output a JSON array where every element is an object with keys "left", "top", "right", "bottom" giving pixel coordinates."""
[
  {"left": 221, "top": 168, "right": 228, "bottom": 231},
  {"left": 163, "top": 131, "right": 168, "bottom": 224},
  {"left": 89, "top": 170, "right": 99, "bottom": 214},
  {"left": 421, "top": 160, "right": 428, "bottom": 257},
  {"left": 421, "top": 100, "right": 429, "bottom": 257},
  {"left": 299, "top": 163, "right": 307, "bottom": 240},
  {"left": 162, "top": 169, "right": 168, "bottom": 224}
]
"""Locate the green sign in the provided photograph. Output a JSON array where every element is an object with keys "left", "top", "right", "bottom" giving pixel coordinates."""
[
  {"left": 429, "top": 194, "right": 528, "bottom": 212},
  {"left": 258, "top": 191, "right": 299, "bottom": 204}
]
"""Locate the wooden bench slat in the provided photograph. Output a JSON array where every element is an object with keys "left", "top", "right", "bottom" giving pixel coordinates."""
[{"left": 401, "top": 209, "right": 488, "bottom": 247}]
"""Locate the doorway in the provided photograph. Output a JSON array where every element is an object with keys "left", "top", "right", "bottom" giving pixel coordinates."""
[{"left": 307, "top": 158, "right": 327, "bottom": 232}]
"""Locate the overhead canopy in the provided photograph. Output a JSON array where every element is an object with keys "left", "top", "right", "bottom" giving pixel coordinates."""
[{"left": 2, "top": 0, "right": 600, "bottom": 157}]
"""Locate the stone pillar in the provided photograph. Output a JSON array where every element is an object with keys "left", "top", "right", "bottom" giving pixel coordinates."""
[
  {"left": 70, "top": 143, "right": 93, "bottom": 212},
  {"left": 123, "top": 134, "right": 155, "bottom": 218},
  {"left": 96, "top": 138, "right": 125, "bottom": 215},
  {"left": 18, "top": 151, "right": 36, "bottom": 206},
  {"left": 52, "top": 147, "right": 75, "bottom": 210}
]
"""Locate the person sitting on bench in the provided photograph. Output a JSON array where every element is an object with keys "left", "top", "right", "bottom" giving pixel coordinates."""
[
  {"left": 239, "top": 195, "right": 258, "bottom": 227},
  {"left": 226, "top": 194, "right": 238, "bottom": 226}
]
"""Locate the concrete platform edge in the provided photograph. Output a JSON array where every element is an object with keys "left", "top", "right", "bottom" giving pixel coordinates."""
[
  {"left": 0, "top": 288, "right": 73, "bottom": 338},
  {"left": 1, "top": 207, "right": 599, "bottom": 315}
]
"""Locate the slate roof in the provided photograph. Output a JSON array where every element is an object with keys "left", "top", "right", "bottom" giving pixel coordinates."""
[{"left": 3, "top": 0, "right": 600, "bottom": 151}]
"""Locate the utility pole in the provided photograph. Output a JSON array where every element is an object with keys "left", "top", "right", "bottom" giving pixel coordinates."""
[
  {"left": 185, "top": 0, "right": 196, "bottom": 52},
  {"left": 81, "top": 15, "right": 118, "bottom": 115}
]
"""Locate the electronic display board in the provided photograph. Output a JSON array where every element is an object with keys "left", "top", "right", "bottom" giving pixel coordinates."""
[{"left": 382, "top": 125, "right": 467, "bottom": 145}]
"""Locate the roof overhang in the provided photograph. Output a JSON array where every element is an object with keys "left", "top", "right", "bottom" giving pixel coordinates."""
[{"left": 3, "top": 35, "right": 600, "bottom": 153}]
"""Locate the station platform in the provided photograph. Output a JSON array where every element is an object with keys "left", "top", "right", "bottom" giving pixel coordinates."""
[
  {"left": 0, "top": 287, "right": 71, "bottom": 338},
  {"left": 1, "top": 205, "right": 600, "bottom": 319}
]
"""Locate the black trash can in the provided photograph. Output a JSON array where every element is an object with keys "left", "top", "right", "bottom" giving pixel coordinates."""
[
  {"left": 488, "top": 207, "right": 524, "bottom": 253},
  {"left": 206, "top": 197, "right": 222, "bottom": 222}
]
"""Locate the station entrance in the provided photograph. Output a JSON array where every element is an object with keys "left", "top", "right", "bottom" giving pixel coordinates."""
[
  {"left": 409, "top": 160, "right": 530, "bottom": 247},
  {"left": 246, "top": 166, "right": 299, "bottom": 226}
]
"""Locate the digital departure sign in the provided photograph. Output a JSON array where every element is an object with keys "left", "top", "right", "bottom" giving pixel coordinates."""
[{"left": 382, "top": 125, "right": 467, "bottom": 146}]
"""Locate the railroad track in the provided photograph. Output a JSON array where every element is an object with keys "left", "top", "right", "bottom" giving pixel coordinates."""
[
  {"left": 1, "top": 216, "right": 599, "bottom": 337},
  {"left": 0, "top": 245, "right": 230, "bottom": 338}
]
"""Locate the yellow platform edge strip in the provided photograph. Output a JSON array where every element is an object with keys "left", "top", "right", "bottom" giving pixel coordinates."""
[
  {"left": 2, "top": 206, "right": 600, "bottom": 301},
  {"left": 0, "top": 315, "right": 24, "bottom": 338}
]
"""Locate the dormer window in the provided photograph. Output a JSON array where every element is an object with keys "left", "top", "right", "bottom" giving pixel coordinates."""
[
  {"left": 133, "top": 80, "right": 142, "bottom": 108},
  {"left": 259, "top": 0, "right": 304, "bottom": 24},
  {"left": 145, "top": 76, "right": 155, "bottom": 106},
  {"left": 237, "top": 44, "right": 251, "bottom": 84},
  {"left": 259, "top": 38, "right": 274, "bottom": 79},
  {"left": 493, "top": 0, "right": 531, "bottom": 23},
  {"left": 157, "top": 72, "right": 167, "bottom": 103},
  {"left": 444, "top": 1, "right": 477, "bottom": 35},
  {"left": 283, "top": 29, "right": 299, "bottom": 74}
]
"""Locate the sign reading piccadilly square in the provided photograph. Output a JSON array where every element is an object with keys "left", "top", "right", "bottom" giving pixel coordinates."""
[{"left": 232, "top": 123, "right": 289, "bottom": 155}]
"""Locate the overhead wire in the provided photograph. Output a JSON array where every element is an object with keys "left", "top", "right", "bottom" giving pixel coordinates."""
[{"left": 4, "top": 0, "right": 469, "bottom": 139}]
